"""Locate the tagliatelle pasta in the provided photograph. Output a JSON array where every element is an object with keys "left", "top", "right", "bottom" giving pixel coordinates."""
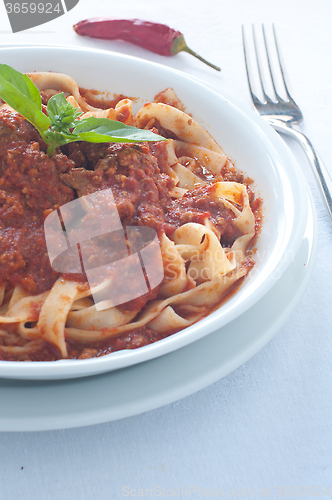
[{"left": 0, "top": 75, "right": 262, "bottom": 361}]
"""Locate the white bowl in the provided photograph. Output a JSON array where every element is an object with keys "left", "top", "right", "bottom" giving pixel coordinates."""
[{"left": 0, "top": 45, "right": 311, "bottom": 380}]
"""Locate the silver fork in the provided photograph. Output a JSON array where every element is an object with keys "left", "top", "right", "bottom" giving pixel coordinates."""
[{"left": 242, "top": 24, "right": 332, "bottom": 220}]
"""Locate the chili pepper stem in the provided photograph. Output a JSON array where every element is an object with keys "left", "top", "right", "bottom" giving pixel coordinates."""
[
  {"left": 171, "top": 35, "right": 220, "bottom": 71},
  {"left": 182, "top": 46, "right": 221, "bottom": 71}
]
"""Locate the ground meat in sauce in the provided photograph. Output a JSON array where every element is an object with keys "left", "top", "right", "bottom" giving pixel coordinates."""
[
  {"left": 0, "top": 109, "right": 262, "bottom": 361},
  {"left": 167, "top": 184, "right": 241, "bottom": 246},
  {"left": 61, "top": 142, "right": 176, "bottom": 235},
  {"left": 61, "top": 142, "right": 243, "bottom": 246},
  {"left": 0, "top": 110, "right": 75, "bottom": 294}
]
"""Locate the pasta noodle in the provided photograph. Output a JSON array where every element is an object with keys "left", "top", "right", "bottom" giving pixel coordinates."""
[{"left": 0, "top": 75, "right": 262, "bottom": 361}]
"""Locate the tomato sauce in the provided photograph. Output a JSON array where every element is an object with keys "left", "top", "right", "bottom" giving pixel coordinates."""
[{"left": 0, "top": 110, "right": 74, "bottom": 294}]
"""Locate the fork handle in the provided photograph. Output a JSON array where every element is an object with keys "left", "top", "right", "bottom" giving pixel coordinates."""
[{"left": 268, "top": 119, "right": 332, "bottom": 221}]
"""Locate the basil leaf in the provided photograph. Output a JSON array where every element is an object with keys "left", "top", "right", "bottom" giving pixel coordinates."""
[
  {"left": 46, "top": 92, "right": 68, "bottom": 123},
  {"left": 0, "top": 64, "right": 42, "bottom": 108},
  {"left": 47, "top": 92, "right": 82, "bottom": 132},
  {"left": 0, "top": 64, "right": 51, "bottom": 132},
  {"left": 74, "top": 117, "right": 166, "bottom": 143}
]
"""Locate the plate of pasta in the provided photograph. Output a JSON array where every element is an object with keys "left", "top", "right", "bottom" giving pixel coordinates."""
[{"left": 0, "top": 45, "right": 312, "bottom": 380}]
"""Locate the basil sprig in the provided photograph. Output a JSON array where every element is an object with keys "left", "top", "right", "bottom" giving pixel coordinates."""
[{"left": 0, "top": 64, "right": 166, "bottom": 156}]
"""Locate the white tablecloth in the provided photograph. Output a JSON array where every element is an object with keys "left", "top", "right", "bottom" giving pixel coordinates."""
[{"left": 0, "top": 0, "right": 331, "bottom": 497}]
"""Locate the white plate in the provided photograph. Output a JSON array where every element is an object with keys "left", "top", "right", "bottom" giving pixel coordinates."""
[
  {"left": 0, "top": 45, "right": 312, "bottom": 380},
  {"left": 0, "top": 181, "right": 317, "bottom": 431}
]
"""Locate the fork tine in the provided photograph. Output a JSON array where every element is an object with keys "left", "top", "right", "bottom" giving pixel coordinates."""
[
  {"left": 271, "top": 23, "right": 292, "bottom": 101},
  {"left": 262, "top": 24, "right": 280, "bottom": 99},
  {"left": 252, "top": 24, "right": 274, "bottom": 103},
  {"left": 242, "top": 25, "right": 261, "bottom": 106}
]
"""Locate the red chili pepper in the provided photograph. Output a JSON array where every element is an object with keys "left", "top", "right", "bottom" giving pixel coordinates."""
[{"left": 73, "top": 18, "right": 220, "bottom": 71}]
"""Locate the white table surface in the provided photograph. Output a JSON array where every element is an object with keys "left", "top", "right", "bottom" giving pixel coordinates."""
[{"left": 0, "top": 0, "right": 331, "bottom": 497}]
